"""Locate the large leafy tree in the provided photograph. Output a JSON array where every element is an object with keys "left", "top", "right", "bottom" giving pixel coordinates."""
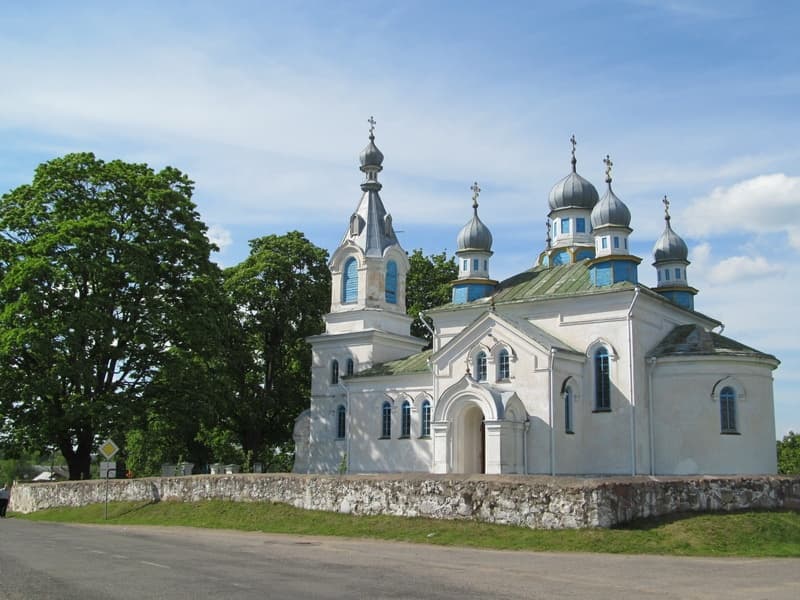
[
  {"left": 406, "top": 249, "right": 458, "bottom": 342},
  {"left": 0, "top": 153, "right": 219, "bottom": 479},
  {"left": 777, "top": 431, "right": 800, "bottom": 475},
  {"left": 222, "top": 231, "right": 330, "bottom": 465}
]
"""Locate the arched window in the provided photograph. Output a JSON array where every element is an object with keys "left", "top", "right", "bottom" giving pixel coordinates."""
[
  {"left": 336, "top": 405, "right": 346, "bottom": 439},
  {"left": 381, "top": 401, "right": 392, "bottom": 438},
  {"left": 594, "top": 348, "right": 610, "bottom": 411},
  {"left": 565, "top": 386, "right": 574, "bottom": 433},
  {"left": 401, "top": 400, "right": 411, "bottom": 437},
  {"left": 720, "top": 386, "right": 737, "bottom": 433},
  {"left": 476, "top": 351, "right": 487, "bottom": 381},
  {"left": 385, "top": 260, "right": 398, "bottom": 304},
  {"left": 421, "top": 400, "right": 431, "bottom": 437},
  {"left": 497, "top": 349, "right": 510, "bottom": 380},
  {"left": 331, "top": 360, "right": 339, "bottom": 385},
  {"left": 342, "top": 257, "right": 358, "bottom": 304},
  {"left": 346, "top": 358, "right": 354, "bottom": 377}
]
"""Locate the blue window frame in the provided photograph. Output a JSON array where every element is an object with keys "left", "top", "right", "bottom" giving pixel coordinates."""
[
  {"left": 720, "top": 386, "right": 737, "bottom": 433},
  {"left": 552, "top": 221, "right": 558, "bottom": 238},
  {"left": 381, "top": 401, "right": 392, "bottom": 438},
  {"left": 614, "top": 236, "right": 620, "bottom": 248},
  {"left": 331, "top": 360, "right": 339, "bottom": 385},
  {"left": 601, "top": 237, "right": 608, "bottom": 249},
  {"left": 664, "top": 269, "right": 670, "bottom": 281},
  {"left": 476, "top": 351, "right": 487, "bottom": 381},
  {"left": 473, "top": 258, "right": 480, "bottom": 271},
  {"left": 498, "top": 349, "right": 510, "bottom": 380},
  {"left": 401, "top": 400, "right": 411, "bottom": 437},
  {"left": 342, "top": 258, "right": 358, "bottom": 304},
  {"left": 462, "top": 259, "right": 468, "bottom": 271},
  {"left": 565, "top": 386, "right": 574, "bottom": 433},
  {"left": 385, "top": 260, "right": 398, "bottom": 304},
  {"left": 346, "top": 358, "right": 354, "bottom": 377},
  {"left": 624, "top": 238, "right": 628, "bottom": 249},
  {"left": 594, "top": 348, "right": 610, "bottom": 411},
  {"left": 675, "top": 268, "right": 681, "bottom": 280},
  {"left": 576, "top": 218, "right": 586, "bottom": 233},
  {"left": 483, "top": 260, "right": 488, "bottom": 271},
  {"left": 336, "top": 405, "right": 346, "bottom": 439},
  {"left": 561, "top": 219, "right": 570, "bottom": 234},
  {"left": 421, "top": 400, "right": 431, "bottom": 437}
]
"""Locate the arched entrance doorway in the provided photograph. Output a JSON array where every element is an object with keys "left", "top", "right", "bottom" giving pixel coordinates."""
[{"left": 453, "top": 402, "right": 486, "bottom": 474}]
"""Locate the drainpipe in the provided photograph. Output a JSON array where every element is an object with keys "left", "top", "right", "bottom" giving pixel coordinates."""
[
  {"left": 647, "top": 356, "right": 657, "bottom": 476},
  {"left": 626, "top": 286, "right": 641, "bottom": 476},
  {"left": 337, "top": 381, "right": 351, "bottom": 474},
  {"left": 548, "top": 348, "right": 557, "bottom": 476}
]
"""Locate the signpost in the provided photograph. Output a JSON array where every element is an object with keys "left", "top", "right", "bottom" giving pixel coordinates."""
[{"left": 99, "top": 439, "right": 119, "bottom": 520}]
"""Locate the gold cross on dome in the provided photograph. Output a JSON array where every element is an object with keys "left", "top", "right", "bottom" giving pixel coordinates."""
[
  {"left": 603, "top": 154, "right": 613, "bottom": 182},
  {"left": 367, "top": 116, "right": 376, "bottom": 136},
  {"left": 470, "top": 181, "right": 481, "bottom": 208}
]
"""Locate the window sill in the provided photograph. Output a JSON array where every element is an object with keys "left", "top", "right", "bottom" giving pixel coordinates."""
[
  {"left": 378, "top": 436, "right": 391, "bottom": 440},
  {"left": 565, "top": 430, "right": 574, "bottom": 435},
  {"left": 418, "top": 435, "right": 431, "bottom": 440},
  {"left": 721, "top": 431, "right": 741, "bottom": 435},
  {"left": 335, "top": 437, "right": 345, "bottom": 442},
  {"left": 592, "top": 408, "right": 612, "bottom": 413},
  {"left": 398, "top": 435, "right": 410, "bottom": 440}
]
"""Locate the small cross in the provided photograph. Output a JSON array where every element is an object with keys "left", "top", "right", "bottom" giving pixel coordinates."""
[
  {"left": 470, "top": 181, "right": 481, "bottom": 208},
  {"left": 603, "top": 154, "right": 613, "bottom": 182},
  {"left": 367, "top": 116, "right": 376, "bottom": 137},
  {"left": 570, "top": 134, "right": 577, "bottom": 158},
  {"left": 662, "top": 195, "right": 671, "bottom": 221}
]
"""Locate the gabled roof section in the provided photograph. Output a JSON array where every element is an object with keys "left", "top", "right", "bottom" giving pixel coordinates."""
[
  {"left": 494, "top": 311, "right": 581, "bottom": 355},
  {"left": 432, "top": 309, "right": 580, "bottom": 366},
  {"left": 347, "top": 349, "right": 432, "bottom": 379},
  {"left": 648, "top": 324, "right": 779, "bottom": 363}
]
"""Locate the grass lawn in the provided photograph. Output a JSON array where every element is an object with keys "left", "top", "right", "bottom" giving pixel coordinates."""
[{"left": 15, "top": 501, "right": 800, "bottom": 558}]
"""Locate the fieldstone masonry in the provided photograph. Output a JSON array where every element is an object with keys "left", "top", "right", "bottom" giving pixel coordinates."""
[{"left": 9, "top": 474, "right": 800, "bottom": 529}]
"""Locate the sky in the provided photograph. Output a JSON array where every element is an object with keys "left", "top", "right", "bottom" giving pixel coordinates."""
[{"left": 1, "top": 1, "right": 799, "bottom": 437}]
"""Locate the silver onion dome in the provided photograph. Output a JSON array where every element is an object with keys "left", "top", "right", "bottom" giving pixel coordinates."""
[
  {"left": 653, "top": 196, "right": 688, "bottom": 262},
  {"left": 549, "top": 135, "right": 599, "bottom": 211},
  {"left": 591, "top": 184, "right": 631, "bottom": 228},
  {"left": 549, "top": 171, "right": 599, "bottom": 210},
  {"left": 457, "top": 212, "right": 493, "bottom": 252},
  {"left": 457, "top": 182, "right": 493, "bottom": 252},
  {"left": 359, "top": 116, "right": 384, "bottom": 169},
  {"left": 591, "top": 154, "right": 631, "bottom": 228}
]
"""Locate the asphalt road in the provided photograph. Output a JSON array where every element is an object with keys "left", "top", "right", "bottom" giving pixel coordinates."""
[{"left": 0, "top": 518, "right": 798, "bottom": 599}]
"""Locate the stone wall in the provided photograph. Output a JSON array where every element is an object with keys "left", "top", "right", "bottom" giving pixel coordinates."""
[{"left": 9, "top": 474, "right": 800, "bottom": 529}]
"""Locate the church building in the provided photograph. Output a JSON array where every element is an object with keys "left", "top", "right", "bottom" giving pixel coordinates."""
[{"left": 293, "top": 122, "right": 779, "bottom": 476}]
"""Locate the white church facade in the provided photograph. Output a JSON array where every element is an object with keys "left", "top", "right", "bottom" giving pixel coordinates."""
[{"left": 293, "top": 124, "right": 779, "bottom": 476}]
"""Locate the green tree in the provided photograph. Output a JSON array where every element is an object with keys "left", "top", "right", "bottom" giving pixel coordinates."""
[
  {"left": 222, "top": 231, "right": 330, "bottom": 465},
  {"left": 777, "top": 431, "right": 800, "bottom": 474},
  {"left": 405, "top": 249, "right": 458, "bottom": 342},
  {"left": 0, "top": 153, "right": 219, "bottom": 479}
]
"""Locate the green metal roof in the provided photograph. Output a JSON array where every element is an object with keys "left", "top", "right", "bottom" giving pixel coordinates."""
[
  {"left": 648, "top": 324, "right": 779, "bottom": 363},
  {"left": 431, "top": 261, "right": 632, "bottom": 312},
  {"left": 347, "top": 349, "right": 432, "bottom": 379}
]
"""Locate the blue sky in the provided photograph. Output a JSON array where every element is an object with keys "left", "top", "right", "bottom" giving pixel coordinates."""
[{"left": 2, "top": 1, "right": 799, "bottom": 437}]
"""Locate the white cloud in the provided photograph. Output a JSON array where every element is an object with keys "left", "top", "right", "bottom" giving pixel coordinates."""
[
  {"left": 707, "top": 255, "right": 784, "bottom": 285},
  {"left": 207, "top": 225, "right": 232, "bottom": 251},
  {"left": 683, "top": 173, "right": 800, "bottom": 248}
]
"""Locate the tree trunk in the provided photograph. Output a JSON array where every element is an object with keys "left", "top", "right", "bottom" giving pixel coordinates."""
[{"left": 59, "top": 433, "right": 94, "bottom": 480}]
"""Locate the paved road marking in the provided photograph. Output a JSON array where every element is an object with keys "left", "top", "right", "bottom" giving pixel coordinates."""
[{"left": 140, "top": 560, "right": 171, "bottom": 569}]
